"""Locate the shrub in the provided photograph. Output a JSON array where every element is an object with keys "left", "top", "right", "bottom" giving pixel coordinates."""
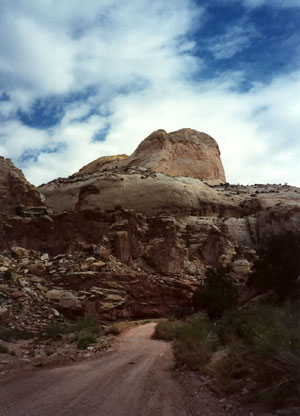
[
  {"left": 73, "top": 315, "right": 101, "bottom": 336},
  {"left": 155, "top": 314, "right": 218, "bottom": 370},
  {"left": 76, "top": 331, "right": 97, "bottom": 349},
  {"left": 104, "top": 324, "right": 121, "bottom": 336},
  {"left": 215, "top": 309, "right": 246, "bottom": 345},
  {"left": 248, "top": 231, "right": 300, "bottom": 301},
  {"left": 74, "top": 315, "right": 101, "bottom": 349},
  {"left": 193, "top": 266, "right": 237, "bottom": 318},
  {"left": 173, "top": 313, "right": 218, "bottom": 370},
  {"left": 43, "top": 315, "right": 101, "bottom": 349},
  {"left": 43, "top": 323, "right": 73, "bottom": 339},
  {"left": 0, "top": 325, "right": 33, "bottom": 341},
  {"left": 216, "top": 303, "right": 300, "bottom": 406},
  {"left": 153, "top": 320, "right": 185, "bottom": 341}
]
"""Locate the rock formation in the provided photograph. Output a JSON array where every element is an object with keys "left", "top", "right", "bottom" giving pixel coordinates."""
[
  {"left": 73, "top": 154, "right": 128, "bottom": 177},
  {"left": 70, "top": 128, "right": 226, "bottom": 182},
  {"left": 1, "top": 128, "right": 300, "bottom": 332},
  {"left": 118, "top": 129, "right": 226, "bottom": 182},
  {"left": 39, "top": 128, "right": 226, "bottom": 213},
  {"left": 0, "top": 156, "right": 46, "bottom": 216}
]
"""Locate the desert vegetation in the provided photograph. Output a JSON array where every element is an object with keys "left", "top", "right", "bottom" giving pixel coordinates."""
[
  {"left": 154, "top": 232, "right": 300, "bottom": 408},
  {"left": 43, "top": 315, "right": 101, "bottom": 349}
]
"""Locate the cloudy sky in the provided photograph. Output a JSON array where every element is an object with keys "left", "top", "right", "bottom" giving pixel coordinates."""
[{"left": 0, "top": 0, "right": 300, "bottom": 186}]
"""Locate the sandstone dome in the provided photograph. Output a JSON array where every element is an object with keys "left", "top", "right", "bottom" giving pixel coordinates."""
[
  {"left": 71, "top": 128, "right": 226, "bottom": 184},
  {"left": 120, "top": 128, "right": 226, "bottom": 183}
]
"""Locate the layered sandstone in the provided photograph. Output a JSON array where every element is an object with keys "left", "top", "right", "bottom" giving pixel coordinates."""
[
  {"left": 1, "top": 129, "right": 300, "bottom": 328},
  {"left": 39, "top": 170, "right": 237, "bottom": 215},
  {"left": 0, "top": 156, "right": 46, "bottom": 215},
  {"left": 39, "top": 128, "right": 228, "bottom": 213}
]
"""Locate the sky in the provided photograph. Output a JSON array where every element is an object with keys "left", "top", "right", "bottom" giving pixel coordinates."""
[{"left": 0, "top": 0, "right": 300, "bottom": 186}]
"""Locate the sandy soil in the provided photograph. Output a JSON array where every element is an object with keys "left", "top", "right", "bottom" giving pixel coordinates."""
[{"left": 0, "top": 323, "right": 268, "bottom": 416}]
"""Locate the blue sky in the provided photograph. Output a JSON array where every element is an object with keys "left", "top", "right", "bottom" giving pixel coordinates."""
[{"left": 0, "top": 0, "right": 300, "bottom": 186}]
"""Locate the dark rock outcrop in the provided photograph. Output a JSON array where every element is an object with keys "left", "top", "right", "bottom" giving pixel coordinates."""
[{"left": 0, "top": 156, "right": 46, "bottom": 216}]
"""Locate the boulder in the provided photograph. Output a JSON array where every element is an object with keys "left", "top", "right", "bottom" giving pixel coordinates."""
[
  {"left": 232, "top": 259, "right": 251, "bottom": 275},
  {"left": 29, "top": 262, "right": 46, "bottom": 275},
  {"left": 10, "top": 246, "right": 31, "bottom": 258},
  {"left": 59, "top": 293, "right": 82, "bottom": 310},
  {"left": 46, "top": 289, "right": 65, "bottom": 301}
]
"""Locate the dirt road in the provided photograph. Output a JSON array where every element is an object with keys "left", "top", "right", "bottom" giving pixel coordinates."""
[
  {"left": 0, "top": 323, "right": 265, "bottom": 416},
  {"left": 0, "top": 323, "right": 187, "bottom": 416}
]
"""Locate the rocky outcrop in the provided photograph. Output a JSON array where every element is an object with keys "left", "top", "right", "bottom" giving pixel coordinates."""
[
  {"left": 1, "top": 188, "right": 300, "bottom": 274},
  {"left": 39, "top": 128, "right": 228, "bottom": 214},
  {"left": 1, "top": 129, "right": 300, "bottom": 328},
  {"left": 117, "top": 129, "right": 226, "bottom": 183},
  {"left": 0, "top": 157, "right": 46, "bottom": 216},
  {"left": 0, "top": 248, "right": 197, "bottom": 331},
  {"left": 73, "top": 154, "right": 128, "bottom": 176},
  {"left": 39, "top": 170, "right": 238, "bottom": 215},
  {"left": 70, "top": 129, "right": 226, "bottom": 182}
]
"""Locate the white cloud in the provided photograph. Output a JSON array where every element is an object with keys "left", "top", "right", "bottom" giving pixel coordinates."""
[
  {"left": 0, "top": 0, "right": 299, "bottom": 188},
  {"left": 207, "top": 23, "right": 257, "bottom": 60}
]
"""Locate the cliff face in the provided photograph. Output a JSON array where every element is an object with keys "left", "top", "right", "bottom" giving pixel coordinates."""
[
  {"left": 1, "top": 128, "right": 300, "bottom": 330},
  {"left": 0, "top": 156, "right": 46, "bottom": 215}
]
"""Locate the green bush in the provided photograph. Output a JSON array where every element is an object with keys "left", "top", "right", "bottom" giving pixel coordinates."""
[
  {"left": 43, "top": 315, "right": 101, "bottom": 349},
  {"left": 43, "top": 323, "right": 73, "bottom": 339},
  {"left": 0, "top": 325, "right": 33, "bottom": 341},
  {"left": 76, "top": 330, "right": 97, "bottom": 349},
  {"left": 216, "top": 303, "right": 300, "bottom": 406},
  {"left": 156, "top": 304, "right": 300, "bottom": 406},
  {"left": 153, "top": 320, "right": 185, "bottom": 340},
  {"left": 73, "top": 315, "right": 101, "bottom": 336},
  {"left": 0, "top": 343, "right": 9, "bottom": 354},
  {"left": 173, "top": 313, "right": 218, "bottom": 370},
  {"left": 155, "top": 314, "right": 217, "bottom": 370},
  {"left": 215, "top": 309, "right": 246, "bottom": 345},
  {"left": 74, "top": 315, "right": 101, "bottom": 349},
  {"left": 248, "top": 231, "right": 300, "bottom": 301},
  {"left": 193, "top": 266, "right": 237, "bottom": 318}
]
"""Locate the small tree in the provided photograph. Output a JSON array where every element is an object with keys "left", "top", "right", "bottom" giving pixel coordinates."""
[
  {"left": 193, "top": 266, "right": 237, "bottom": 319},
  {"left": 248, "top": 232, "right": 300, "bottom": 302}
]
